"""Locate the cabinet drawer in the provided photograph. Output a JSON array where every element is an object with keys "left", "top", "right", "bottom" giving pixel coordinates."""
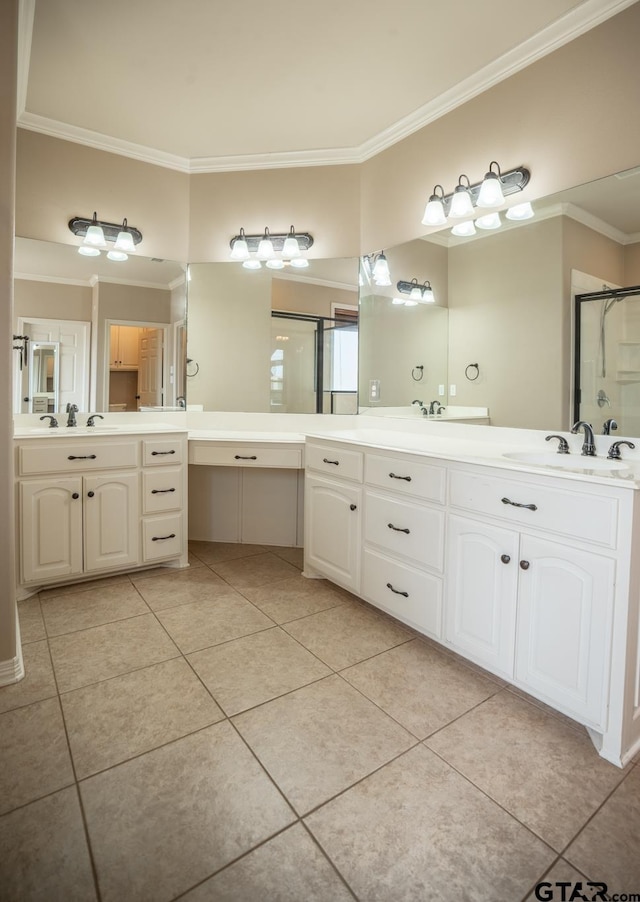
[
  {"left": 305, "top": 443, "right": 363, "bottom": 482},
  {"left": 143, "top": 438, "right": 184, "bottom": 466},
  {"left": 142, "top": 468, "right": 183, "bottom": 514},
  {"left": 364, "top": 490, "right": 444, "bottom": 571},
  {"left": 142, "top": 514, "right": 183, "bottom": 561},
  {"left": 19, "top": 441, "right": 138, "bottom": 476},
  {"left": 189, "top": 444, "right": 301, "bottom": 469},
  {"left": 449, "top": 469, "right": 618, "bottom": 548},
  {"left": 365, "top": 454, "right": 445, "bottom": 504},
  {"left": 362, "top": 548, "right": 442, "bottom": 639}
]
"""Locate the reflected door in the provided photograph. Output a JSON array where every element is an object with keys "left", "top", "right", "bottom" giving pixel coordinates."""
[
  {"left": 15, "top": 317, "right": 90, "bottom": 414},
  {"left": 138, "top": 328, "right": 164, "bottom": 408}
]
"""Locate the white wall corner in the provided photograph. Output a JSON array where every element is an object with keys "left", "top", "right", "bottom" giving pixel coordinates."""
[{"left": 0, "top": 626, "right": 24, "bottom": 685}]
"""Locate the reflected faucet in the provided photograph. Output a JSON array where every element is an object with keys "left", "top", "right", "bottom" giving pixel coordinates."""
[
  {"left": 427, "top": 400, "right": 441, "bottom": 415},
  {"left": 571, "top": 421, "right": 596, "bottom": 456},
  {"left": 66, "top": 403, "right": 78, "bottom": 427},
  {"left": 602, "top": 418, "right": 618, "bottom": 435},
  {"left": 176, "top": 396, "right": 186, "bottom": 409}
]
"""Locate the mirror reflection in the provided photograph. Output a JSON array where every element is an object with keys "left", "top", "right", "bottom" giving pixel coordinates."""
[
  {"left": 28, "top": 341, "right": 59, "bottom": 413},
  {"left": 13, "top": 238, "right": 187, "bottom": 414}
]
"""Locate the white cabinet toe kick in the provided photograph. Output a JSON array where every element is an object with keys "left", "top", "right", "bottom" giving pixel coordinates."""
[{"left": 304, "top": 437, "right": 640, "bottom": 768}]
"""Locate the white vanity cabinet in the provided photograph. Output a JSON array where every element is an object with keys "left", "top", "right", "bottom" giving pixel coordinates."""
[
  {"left": 16, "top": 431, "right": 188, "bottom": 591},
  {"left": 304, "top": 442, "right": 363, "bottom": 593},
  {"left": 446, "top": 466, "right": 618, "bottom": 727}
]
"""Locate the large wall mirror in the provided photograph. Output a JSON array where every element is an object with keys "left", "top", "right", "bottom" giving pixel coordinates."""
[{"left": 13, "top": 238, "right": 187, "bottom": 415}]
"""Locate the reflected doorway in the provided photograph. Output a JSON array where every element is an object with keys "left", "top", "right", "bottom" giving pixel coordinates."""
[{"left": 107, "top": 322, "right": 167, "bottom": 411}]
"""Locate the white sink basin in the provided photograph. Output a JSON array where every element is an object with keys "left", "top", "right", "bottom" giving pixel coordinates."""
[{"left": 503, "top": 451, "right": 628, "bottom": 471}]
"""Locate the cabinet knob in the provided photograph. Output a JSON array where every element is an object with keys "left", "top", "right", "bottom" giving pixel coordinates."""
[
  {"left": 87, "top": 491, "right": 95, "bottom": 498},
  {"left": 500, "top": 554, "right": 510, "bottom": 564},
  {"left": 350, "top": 503, "right": 357, "bottom": 511},
  {"left": 71, "top": 493, "right": 80, "bottom": 500},
  {"left": 520, "top": 560, "right": 530, "bottom": 570}
]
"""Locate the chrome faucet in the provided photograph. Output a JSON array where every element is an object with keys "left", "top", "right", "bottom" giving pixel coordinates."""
[
  {"left": 412, "top": 399, "right": 424, "bottom": 408},
  {"left": 602, "top": 418, "right": 618, "bottom": 435},
  {"left": 176, "top": 396, "right": 186, "bottom": 409},
  {"left": 86, "top": 414, "right": 104, "bottom": 427},
  {"left": 571, "top": 420, "right": 596, "bottom": 456},
  {"left": 66, "top": 403, "right": 78, "bottom": 427}
]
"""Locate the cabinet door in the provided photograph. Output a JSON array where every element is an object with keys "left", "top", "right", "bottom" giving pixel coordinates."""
[
  {"left": 84, "top": 472, "right": 139, "bottom": 572},
  {"left": 20, "top": 478, "right": 83, "bottom": 583},
  {"left": 118, "top": 326, "right": 140, "bottom": 369},
  {"left": 304, "top": 474, "right": 362, "bottom": 592},
  {"left": 515, "top": 535, "right": 614, "bottom": 727},
  {"left": 446, "top": 515, "right": 519, "bottom": 677}
]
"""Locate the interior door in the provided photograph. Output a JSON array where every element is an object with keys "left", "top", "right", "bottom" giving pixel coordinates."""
[
  {"left": 138, "top": 328, "right": 164, "bottom": 408},
  {"left": 16, "top": 317, "right": 90, "bottom": 414}
]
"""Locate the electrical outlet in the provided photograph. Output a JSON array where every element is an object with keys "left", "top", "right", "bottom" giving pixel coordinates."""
[
  {"left": 449, "top": 384, "right": 457, "bottom": 396},
  {"left": 438, "top": 384, "right": 445, "bottom": 396},
  {"left": 369, "top": 379, "right": 380, "bottom": 402}
]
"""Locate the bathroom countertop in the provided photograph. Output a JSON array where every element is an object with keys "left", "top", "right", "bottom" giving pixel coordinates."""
[{"left": 188, "top": 429, "right": 305, "bottom": 443}]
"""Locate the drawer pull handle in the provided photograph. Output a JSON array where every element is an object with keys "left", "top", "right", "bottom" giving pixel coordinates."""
[
  {"left": 87, "top": 491, "right": 95, "bottom": 498},
  {"left": 151, "top": 488, "right": 176, "bottom": 494},
  {"left": 389, "top": 472, "right": 411, "bottom": 482},
  {"left": 386, "top": 582, "right": 409, "bottom": 598},
  {"left": 323, "top": 458, "right": 339, "bottom": 465},
  {"left": 520, "top": 560, "right": 530, "bottom": 570},
  {"left": 71, "top": 493, "right": 79, "bottom": 500},
  {"left": 152, "top": 533, "right": 176, "bottom": 542},
  {"left": 67, "top": 454, "right": 97, "bottom": 460},
  {"left": 151, "top": 450, "right": 176, "bottom": 456},
  {"left": 501, "top": 554, "right": 511, "bottom": 564},
  {"left": 388, "top": 523, "right": 410, "bottom": 534},
  {"left": 234, "top": 455, "right": 257, "bottom": 460},
  {"left": 501, "top": 496, "right": 537, "bottom": 512}
]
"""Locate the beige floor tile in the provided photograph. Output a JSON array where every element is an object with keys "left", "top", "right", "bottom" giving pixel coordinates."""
[
  {"left": 41, "top": 582, "right": 149, "bottom": 637},
  {"left": 210, "top": 552, "right": 300, "bottom": 588},
  {"left": 189, "top": 541, "right": 267, "bottom": 565},
  {"left": 565, "top": 765, "right": 640, "bottom": 895},
  {"left": 155, "top": 594, "right": 273, "bottom": 654},
  {"left": 238, "top": 574, "right": 346, "bottom": 624},
  {"left": 131, "top": 553, "right": 206, "bottom": 580},
  {"left": 341, "top": 638, "right": 501, "bottom": 738},
  {"left": 0, "top": 697, "right": 74, "bottom": 815},
  {"left": 133, "top": 566, "right": 240, "bottom": 611},
  {"left": 39, "top": 572, "right": 131, "bottom": 600},
  {"left": 283, "top": 602, "right": 412, "bottom": 670},
  {"left": 61, "top": 658, "right": 224, "bottom": 778},
  {"left": 506, "top": 684, "right": 586, "bottom": 734},
  {"left": 426, "top": 690, "right": 627, "bottom": 850},
  {"left": 180, "top": 823, "right": 353, "bottom": 901},
  {"left": 306, "top": 745, "right": 554, "bottom": 902},
  {"left": 17, "top": 596, "right": 46, "bottom": 644},
  {"left": 264, "top": 545, "right": 304, "bottom": 569},
  {"left": 523, "top": 859, "right": 591, "bottom": 902},
  {"left": 188, "top": 627, "right": 331, "bottom": 715},
  {"left": 49, "top": 613, "right": 179, "bottom": 692},
  {"left": 0, "top": 640, "right": 57, "bottom": 714},
  {"left": 81, "top": 722, "right": 295, "bottom": 902},
  {"left": 233, "top": 674, "right": 415, "bottom": 814},
  {"left": 0, "top": 786, "right": 97, "bottom": 902}
]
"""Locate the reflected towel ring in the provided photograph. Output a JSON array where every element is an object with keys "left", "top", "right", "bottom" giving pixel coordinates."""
[
  {"left": 186, "top": 358, "right": 200, "bottom": 377},
  {"left": 411, "top": 365, "right": 424, "bottom": 382},
  {"left": 465, "top": 363, "right": 480, "bottom": 381}
]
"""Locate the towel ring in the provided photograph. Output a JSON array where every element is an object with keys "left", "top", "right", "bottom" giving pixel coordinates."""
[
  {"left": 465, "top": 363, "right": 479, "bottom": 381},
  {"left": 411, "top": 365, "right": 424, "bottom": 382},
  {"left": 186, "top": 358, "right": 200, "bottom": 377}
]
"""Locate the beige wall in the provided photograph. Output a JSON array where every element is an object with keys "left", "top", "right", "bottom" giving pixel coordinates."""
[
  {"left": 272, "top": 279, "right": 356, "bottom": 318},
  {"left": 624, "top": 243, "right": 640, "bottom": 285},
  {"left": 14, "top": 278, "right": 92, "bottom": 325},
  {"left": 1, "top": 1, "right": 18, "bottom": 671}
]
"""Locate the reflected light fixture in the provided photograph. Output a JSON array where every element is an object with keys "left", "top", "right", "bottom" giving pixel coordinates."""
[
  {"left": 229, "top": 226, "right": 313, "bottom": 270},
  {"left": 371, "top": 250, "right": 391, "bottom": 286},
  {"left": 396, "top": 278, "right": 435, "bottom": 304},
  {"left": 475, "top": 212, "right": 501, "bottom": 230},
  {"left": 451, "top": 220, "right": 477, "bottom": 237},
  {"left": 476, "top": 161, "right": 505, "bottom": 208},
  {"left": 69, "top": 213, "right": 142, "bottom": 261},
  {"left": 506, "top": 202, "right": 535, "bottom": 220}
]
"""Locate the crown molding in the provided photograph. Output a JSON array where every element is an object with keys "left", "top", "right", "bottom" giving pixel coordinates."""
[
  {"left": 16, "top": 0, "right": 637, "bottom": 173},
  {"left": 560, "top": 202, "right": 631, "bottom": 244},
  {"left": 13, "top": 271, "right": 91, "bottom": 287},
  {"left": 272, "top": 271, "right": 358, "bottom": 292}
]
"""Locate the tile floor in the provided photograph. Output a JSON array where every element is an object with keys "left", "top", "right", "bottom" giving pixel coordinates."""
[{"left": 1, "top": 542, "right": 639, "bottom": 902}]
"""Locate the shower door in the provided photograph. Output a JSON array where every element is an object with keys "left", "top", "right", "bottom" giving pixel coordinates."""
[{"left": 574, "top": 285, "right": 640, "bottom": 435}]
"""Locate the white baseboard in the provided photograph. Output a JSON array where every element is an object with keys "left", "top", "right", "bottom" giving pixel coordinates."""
[{"left": 0, "top": 616, "right": 25, "bottom": 686}]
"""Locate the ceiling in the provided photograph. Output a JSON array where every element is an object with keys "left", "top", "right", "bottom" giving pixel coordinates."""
[{"left": 17, "top": 0, "right": 638, "bottom": 173}]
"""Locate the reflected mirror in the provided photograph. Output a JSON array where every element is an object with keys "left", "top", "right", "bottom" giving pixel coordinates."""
[
  {"left": 13, "top": 238, "right": 187, "bottom": 414},
  {"left": 27, "top": 341, "right": 59, "bottom": 413}
]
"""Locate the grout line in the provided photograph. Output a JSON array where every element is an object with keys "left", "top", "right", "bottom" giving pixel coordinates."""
[{"left": 299, "top": 820, "right": 360, "bottom": 901}]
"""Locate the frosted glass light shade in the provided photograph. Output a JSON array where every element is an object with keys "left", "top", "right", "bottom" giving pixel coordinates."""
[
  {"left": 475, "top": 212, "right": 501, "bottom": 230},
  {"left": 422, "top": 197, "right": 447, "bottom": 226},
  {"left": 451, "top": 220, "right": 476, "bottom": 237},
  {"left": 420, "top": 284, "right": 435, "bottom": 303},
  {"left": 476, "top": 172, "right": 505, "bottom": 208},
  {"left": 372, "top": 253, "right": 390, "bottom": 284},
  {"left": 257, "top": 237, "right": 275, "bottom": 260},
  {"left": 392, "top": 297, "right": 405, "bottom": 305},
  {"left": 84, "top": 223, "right": 106, "bottom": 247},
  {"left": 449, "top": 185, "right": 474, "bottom": 218},
  {"left": 282, "top": 235, "right": 301, "bottom": 258},
  {"left": 506, "top": 202, "right": 534, "bottom": 220},
  {"left": 107, "top": 249, "right": 128, "bottom": 261},
  {"left": 113, "top": 229, "right": 136, "bottom": 254},
  {"left": 290, "top": 258, "right": 309, "bottom": 268},
  {"left": 78, "top": 245, "right": 100, "bottom": 257},
  {"left": 266, "top": 259, "right": 285, "bottom": 269},
  {"left": 242, "top": 258, "right": 262, "bottom": 269},
  {"left": 409, "top": 286, "right": 422, "bottom": 300},
  {"left": 230, "top": 237, "right": 250, "bottom": 260},
  {"left": 404, "top": 299, "right": 418, "bottom": 306}
]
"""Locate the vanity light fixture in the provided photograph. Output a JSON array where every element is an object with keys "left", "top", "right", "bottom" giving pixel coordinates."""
[
  {"left": 475, "top": 212, "right": 501, "bottom": 230},
  {"left": 396, "top": 278, "right": 435, "bottom": 304},
  {"left": 69, "top": 213, "right": 142, "bottom": 261},
  {"left": 371, "top": 251, "right": 391, "bottom": 286},
  {"left": 229, "top": 226, "right": 313, "bottom": 270},
  {"left": 420, "top": 163, "right": 530, "bottom": 226}
]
